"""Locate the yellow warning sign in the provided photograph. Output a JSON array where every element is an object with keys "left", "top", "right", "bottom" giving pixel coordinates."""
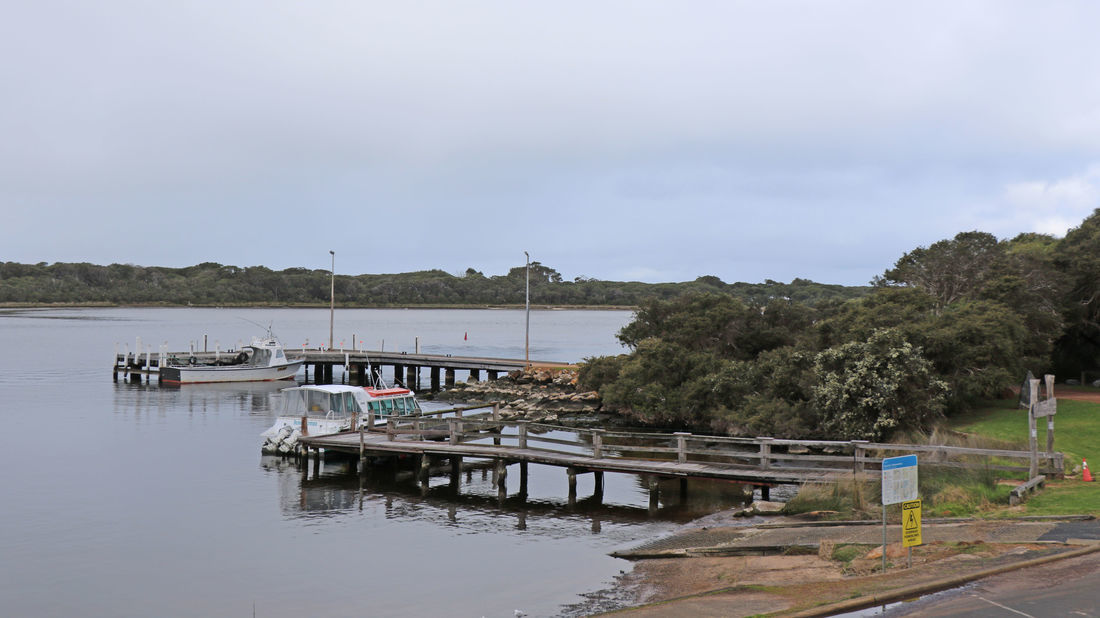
[{"left": 902, "top": 499, "right": 922, "bottom": 547}]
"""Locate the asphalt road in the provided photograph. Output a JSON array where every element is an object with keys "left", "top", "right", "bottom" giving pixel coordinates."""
[{"left": 870, "top": 548, "right": 1100, "bottom": 617}]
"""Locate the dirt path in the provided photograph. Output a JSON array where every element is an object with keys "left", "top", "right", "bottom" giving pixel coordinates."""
[{"left": 1053, "top": 385, "right": 1100, "bottom": 403}]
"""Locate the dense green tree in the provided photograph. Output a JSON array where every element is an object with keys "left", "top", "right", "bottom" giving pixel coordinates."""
[
  {"left": 618, "top": 293, "right": 815, "bottom": 361},
  {"left": 811, "top": 329, "right": 948, "bottom": 441},
  {"left": 1053, "top": 209, "right": 1100, "bottom": 376},
  {"left": 878, "top": 231, "right": 1003, "bottom": 311}
]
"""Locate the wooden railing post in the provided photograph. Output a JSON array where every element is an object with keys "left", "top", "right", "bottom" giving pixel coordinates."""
[
  {"left": 592, "top": 429, "right": 605, "bottom": 459},
  {"left": 1045, "top": 373, "right": 1056, "bottom": 456},
  {"left": 492, "top": 403, "right": 501, "bottom": 447},
  {"left": 1028, "top": 378, "right": 1039, "bottom": 479},
  {"left": 449, "top": 417, "right": 459, "bottom": 445},
  {"left": 367, "top": 410, "right": 375, "bottom": 430},
  {"left": 757, "top": 437, "right": 773, "bottom": 470},
  {"left": 386, "top": 417, "right": 396, "bottom": 442},
  {"left": 517, "top": 421, "right": 528, "bottom": 449},
  {"left": 851, "top": 440, "right": 869, "bottom": 474},
  {"left": 674, "top": 432, "right": 690, "bottom": 463}
]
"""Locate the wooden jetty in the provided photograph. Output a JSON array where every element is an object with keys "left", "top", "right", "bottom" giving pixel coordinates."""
[
  {"left": 296, "top": 405, "right": 1065, "bottom": 506},
  {"left": 113, "top": 347, "right": 570, "bottom": 389}
]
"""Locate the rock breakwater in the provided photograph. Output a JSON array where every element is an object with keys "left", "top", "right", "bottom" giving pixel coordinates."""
[{"left": 427, "top": 368, "right": 610, "bottom": 425}]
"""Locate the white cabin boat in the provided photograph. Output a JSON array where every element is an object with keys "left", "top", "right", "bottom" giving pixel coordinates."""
[
  {"left": 261, "top": 384, "right": 422, "bottom": 454},
  {"left": 160, "top": 335, "right": 303, "bottom": 384}
]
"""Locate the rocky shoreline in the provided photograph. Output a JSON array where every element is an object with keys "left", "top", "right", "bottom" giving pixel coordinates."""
[{"left": 425, "top": 367, "right": 615, "bottom": 425}]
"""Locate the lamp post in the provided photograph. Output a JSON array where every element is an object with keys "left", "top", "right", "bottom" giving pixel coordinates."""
[
  {"left": 524, "top": 251, "right": 530, "bottom": 369},
  {"left": 329, "top": 250, "right": 335, "bottom": 350}
]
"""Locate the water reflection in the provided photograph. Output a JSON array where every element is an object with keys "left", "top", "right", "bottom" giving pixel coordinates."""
[
  {"left": 112, "top": 379, "right": 287, "bottom": 418},
  {"left": 261, "top": 453, "right": 755, "bottom": 536}
]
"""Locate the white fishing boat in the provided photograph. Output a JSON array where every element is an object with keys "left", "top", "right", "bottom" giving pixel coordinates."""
[
  {"left": 261, "top": 383, "right": 422, "bottom": 454},
  {"left": 159, "top": 334, "right": 304, "bottom": 384}
]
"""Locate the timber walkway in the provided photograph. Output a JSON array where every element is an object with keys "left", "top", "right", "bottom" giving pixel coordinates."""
[
  {"left": 297, "top": 405, "right": 1064, "bottom": 504},
  {"left": 113, "top": 347, "right": 570, "bottom": 389}
]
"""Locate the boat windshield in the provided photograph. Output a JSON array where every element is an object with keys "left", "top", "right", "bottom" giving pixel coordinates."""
[
  {"left": 366, "top": 396, "right": 421, "bottom": 417},
  {"left": 283, "top": 390, "right": 361, "bottom": 417}
]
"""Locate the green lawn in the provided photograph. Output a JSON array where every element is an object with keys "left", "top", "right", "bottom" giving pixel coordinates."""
[
  {"left": 948, "top": 397, "right": 1100, "bottom": 516},
  {"left": 951, "top": 398, "right": 1100, "bottom": 466}
]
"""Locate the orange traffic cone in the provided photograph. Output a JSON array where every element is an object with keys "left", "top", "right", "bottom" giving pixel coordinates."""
[{"left": 1084, "top": 458, "right": 1094, "bottom": 482}]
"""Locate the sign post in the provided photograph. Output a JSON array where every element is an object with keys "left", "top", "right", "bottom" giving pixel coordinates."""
[
  {"left": 881, "top": 454, "right": 918, "bottom": 572},
  {"left": 902, "top": 499, "right": 922, "bottom": 568}
]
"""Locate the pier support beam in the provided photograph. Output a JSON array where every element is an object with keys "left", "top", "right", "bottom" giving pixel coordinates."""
[
  {"left": 445, "top": 369, "right": 455, "bottom": 388},
  {"left": 393, "top": 364, "right": 404, "bottom": 386},
  {"left": 406, "top": 366, "right": 417, "bottom": 390},
  {"left": 450, "top": 456, "right": 462, "bottom": 488},
  {"left": 519, "top": 461, "right": 528, "bottom": 499},
  {"left": 594, "top": 471, "right": 605, "bottom": 502},
  {"left": 648, "top": 476, "right": 660, "bottom": 514},
  {"left": 469, "top": 369, "right": 481, "bottom": 382},
  {"left": 416, "top": 454, "right": 432, "bottom": 488},
  {"left": 495, "top": 459, "right": 508, "bottom": 502},
  {"left": 567, "top": 467, "right": 578, "bottom": 507},
  {"left": 487, "top": 370, "right": 499, "bottom": 381},
  {"left": 760, "top": 485, "right": 770, "bottom": 501},
  {"left": 430, "top": 367, "right": 441, "bottom": 392}
]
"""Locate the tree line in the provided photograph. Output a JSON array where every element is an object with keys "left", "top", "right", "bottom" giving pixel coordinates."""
[
  {"left": 0, "top": 260, "right": 866, "bottom": 308},
  {"left": 579, "top": 209, "right": 1100, "bottom": 442}
]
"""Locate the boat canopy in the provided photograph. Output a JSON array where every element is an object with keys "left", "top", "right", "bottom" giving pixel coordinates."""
[
  {"left": 281, "top": 386, "right": 362, "bottom": 419},
  {"left": 278, "top": 384, "right": 421, "bottom": 419}
]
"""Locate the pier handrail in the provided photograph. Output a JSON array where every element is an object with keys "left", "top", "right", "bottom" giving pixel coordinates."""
[{"left": 370, "top": 416, "right": 1064, "bottom": 477}]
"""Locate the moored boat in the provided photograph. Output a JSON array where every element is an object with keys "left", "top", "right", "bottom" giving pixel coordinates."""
[
  {"left": 160, "top": 334, "right": 303, "bottom": 384},
  {"left": 261, "top": 383, "right": 422, "bottom": 454}
]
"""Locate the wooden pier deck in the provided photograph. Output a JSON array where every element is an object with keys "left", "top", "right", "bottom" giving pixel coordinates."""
[
  {"left": 113, "top": 347, "right": 570, "bottom": 389},
  {"left": 294, "top": 407, "right": 1064, "bottom": 504},
  {"left": 303, "top": 429, "right": 840, "bottom": 486}
]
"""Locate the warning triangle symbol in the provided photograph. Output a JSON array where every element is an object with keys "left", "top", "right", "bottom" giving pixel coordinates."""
[{"left": 905, "top": 511, "right": 917, "bottom": 529}]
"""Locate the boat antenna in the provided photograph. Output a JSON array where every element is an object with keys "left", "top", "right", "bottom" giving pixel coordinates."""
[
  {"left": 238, "top": 317, "right": 278, "bottom": 339},
  {"left": 361, "top": 351, "right": 389, "bottom": 389}
]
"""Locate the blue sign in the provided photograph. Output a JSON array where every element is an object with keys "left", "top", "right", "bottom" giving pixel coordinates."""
[
  {"left": 882, "top": 454, "right": 917, "bottom": 471},
  {"left": 881, "top": 454, "right": 918, "bottom": 505}
]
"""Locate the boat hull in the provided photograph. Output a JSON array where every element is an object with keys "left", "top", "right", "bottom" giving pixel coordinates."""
[{"left": 160, "top": 360, "right": 304, "bottom": 384}]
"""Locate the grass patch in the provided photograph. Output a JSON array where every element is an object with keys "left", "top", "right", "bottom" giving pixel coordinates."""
[
  {"left": 919, "top": 466, "right": 1014, "bottom": 517},
  {"left": 831, "top": 544, "right": 868, "bottom": 564},
  {"left": 1009, "top": 478, "right": 1100, "bottom": 516},
  {"left": 951, "top": 397, "right": 1100, "bottom": 468},
  {"left": 784, "top": 398, "right": 1100, "bottom": 518},
  {"left": 783, "top": 480, "right": 880, "bottom": 520}
]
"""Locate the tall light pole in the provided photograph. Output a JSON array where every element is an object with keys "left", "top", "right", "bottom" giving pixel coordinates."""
[
  {"left": 524, "top": 251, "right": 530, "bottom": 369},
  {"left": 329, "top": 250, "right": 335, "bottom": 350}
]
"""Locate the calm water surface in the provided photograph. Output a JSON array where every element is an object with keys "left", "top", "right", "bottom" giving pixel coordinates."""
[{"left": 0, "top": 308, "right": 749, "bottom": 617}]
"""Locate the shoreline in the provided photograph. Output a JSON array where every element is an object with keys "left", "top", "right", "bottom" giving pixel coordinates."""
[
  {"left": 0, "top": 302, "right": 637, "bottom": 311},
  {"left": 585, "top": 509, "right": 1100, "bottom": 616}
]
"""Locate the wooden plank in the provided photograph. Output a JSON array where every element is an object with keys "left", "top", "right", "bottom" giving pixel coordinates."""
[{"left": 300, "top": 427, "right": 1061, "bottom": 486}]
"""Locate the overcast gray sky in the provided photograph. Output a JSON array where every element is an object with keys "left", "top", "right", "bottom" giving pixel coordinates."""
[{"left": 4, "top": 2, "right": 1100, "bottom": 286}]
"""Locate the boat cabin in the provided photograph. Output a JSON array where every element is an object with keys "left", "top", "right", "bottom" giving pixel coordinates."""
[
  {"left": 244, "top": 338, "right": 290, "bottom": 367},
  {"left": 278, "top": 384, "right": 421, "bottom": 424},
  {"left": 362, "top": 386, "right": 423, "bottom": 418}
]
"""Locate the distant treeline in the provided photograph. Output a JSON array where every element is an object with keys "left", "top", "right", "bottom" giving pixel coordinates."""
[{"left": 0, "top": 261, "right": 868, "bottom": 307}]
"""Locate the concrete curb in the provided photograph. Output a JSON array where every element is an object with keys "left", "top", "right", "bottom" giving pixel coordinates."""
[{"left": 784, "top": 542, "right": 1100, "bottom": 617}]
